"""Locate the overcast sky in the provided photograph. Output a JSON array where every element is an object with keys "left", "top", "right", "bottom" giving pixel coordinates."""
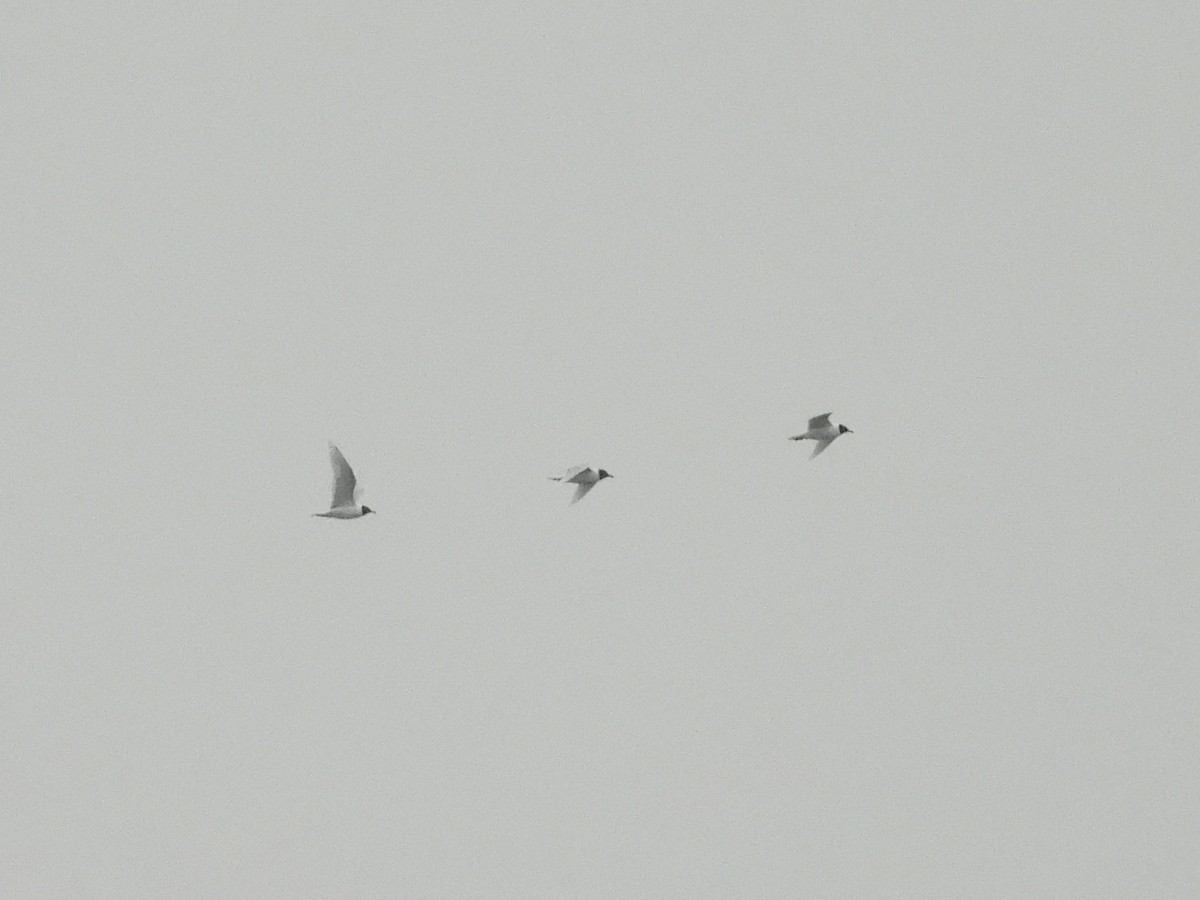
[{"left": 4, "top": 2, "right": 1198, "bottom": 896}]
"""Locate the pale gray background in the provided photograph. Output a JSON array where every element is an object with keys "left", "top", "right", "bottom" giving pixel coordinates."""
[{"left": 3, "top": 2, "right": 1198, "bottom": 897}]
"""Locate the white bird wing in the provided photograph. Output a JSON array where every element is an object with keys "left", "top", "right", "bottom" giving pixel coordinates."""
[
  {"left": 571, "top": 481, "right": 596, "bottom": 504},
  {"left": 808, "top": 412, "right": 832, "bottom": 430},
  {"left": 551, "top": 464, "right": 593, "bottom": 484},
  {"left": 329, "top": 443, "right": 358, "bottom": 508},
  {"left": 810, "top": 438, "right": 834, "bottom": 458}
]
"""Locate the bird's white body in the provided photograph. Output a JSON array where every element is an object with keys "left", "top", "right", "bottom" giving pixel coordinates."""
[
  {"left": 314, "top": 506, "right": 368, "bottom": 519},
  {"left": 790, "top": 412, "right": 853, "bottom": 458},
  {"left": 313, "top": 443, "right": 374, "bottom": 518},
  {"left": 549, "top": 464, "right": 613, "bottom": 504}
]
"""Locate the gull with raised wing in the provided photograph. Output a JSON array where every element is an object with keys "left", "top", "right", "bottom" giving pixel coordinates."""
[
  {"left": 549, "top": 464, "right": 613, "bottom": 504},
  {"left": 789, "top": 412, "right": 853, "bottom": 458},
  {"left": 313, "top": 443, "right": 375, "bottom": 518}
]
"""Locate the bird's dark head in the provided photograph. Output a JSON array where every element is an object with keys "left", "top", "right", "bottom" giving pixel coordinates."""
[
  {"left": 598, "top": 469, "right": 613, "bottom": 480},
  {"left": 361, "top": 506, "right": 375, "bottom": 515},
  {"left": 839, "top": 424, "right": 852, "bottom": 434}
]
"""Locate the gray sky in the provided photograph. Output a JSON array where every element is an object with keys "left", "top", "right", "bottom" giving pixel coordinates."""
[{"left": 4, "top": 2, "right": 1198, "bottom": 896}]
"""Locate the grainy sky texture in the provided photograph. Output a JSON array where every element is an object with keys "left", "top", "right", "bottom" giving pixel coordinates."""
[{"left": 4, "top": 3, "right": 1198, "bottom": 896}]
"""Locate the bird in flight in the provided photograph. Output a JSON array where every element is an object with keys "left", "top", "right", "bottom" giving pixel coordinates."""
[
  {"left": 313, "top": 443, "right": 375, "bottom": 518},
  {"left": 789, "top": 412, "right": 853, "bottom": 458},
  {"left": 549, "top": 464, "right": 613, "bottom": 504}
]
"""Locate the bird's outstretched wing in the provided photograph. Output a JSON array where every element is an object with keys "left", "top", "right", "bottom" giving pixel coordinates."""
[
  {"left": 808, "top": 412, "right": 832, "bottom": 430},
  {"left": 810, "top": 438, "right": 834, "bottom": 459},
  {"left": 571, "top": 481, "right": 596, "bottom": 504},
  {"left": 329, "top": 443, "right": 358, "bottom": 508},
  {"left": 551, "top": 464, "right": 593, "bottom": 484}
]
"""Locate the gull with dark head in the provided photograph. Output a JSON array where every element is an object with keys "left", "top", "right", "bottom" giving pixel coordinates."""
[
  {"left": 789, "top": 412, "right": 853, "bottom": 458},
  {"left": 313, "top": 443, "right": 375, "bottom": 518},
  {"left": 549, "top": 464, "right": 613, "bottom": 504}
]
